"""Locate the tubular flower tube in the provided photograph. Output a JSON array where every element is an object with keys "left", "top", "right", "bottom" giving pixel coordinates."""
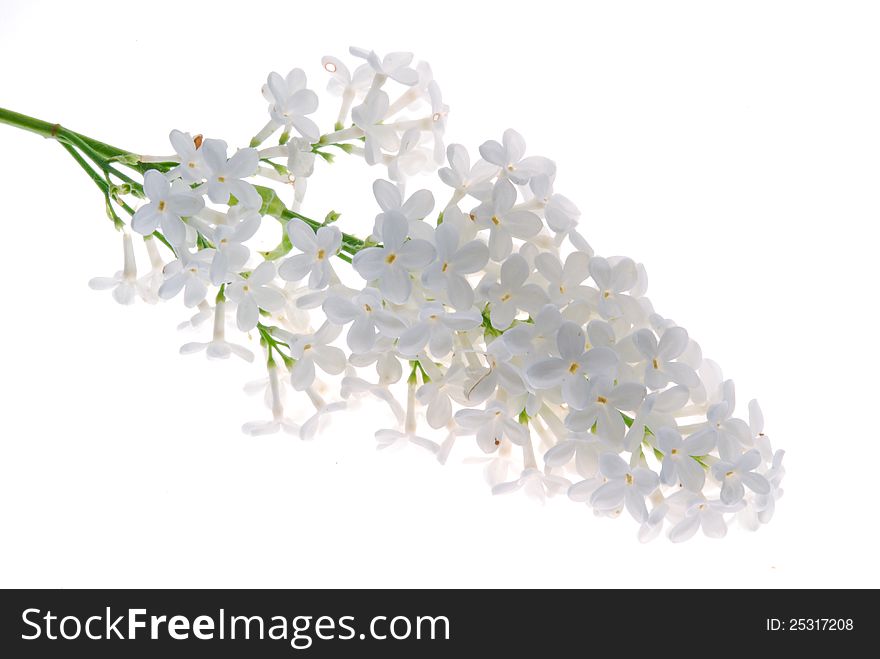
[{"left": 0, "top": 47, "right": 784, "bottom": 542}]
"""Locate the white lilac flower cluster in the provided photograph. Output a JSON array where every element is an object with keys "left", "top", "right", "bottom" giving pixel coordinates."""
[{"left": 89, "top": 47, "right": 784, "bottom": 542}]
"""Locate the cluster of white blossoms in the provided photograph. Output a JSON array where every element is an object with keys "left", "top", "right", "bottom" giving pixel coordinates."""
[{"left": 86, "top": 47, "right": 784, "bottom": 542}]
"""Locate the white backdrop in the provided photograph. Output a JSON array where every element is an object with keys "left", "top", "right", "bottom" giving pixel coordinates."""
[{"left": 1, "top": 0, "right": 878, "bottom": 588}]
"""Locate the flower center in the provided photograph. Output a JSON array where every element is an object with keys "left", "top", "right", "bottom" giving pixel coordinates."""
[
  {"left": 441, "top": 262, "right": 449, "bottom": 272},
  {"left": 670, "top": 448, "right": 679, "bottom": 456},
  {"left": 500, "top": 293, "right": 512, "bottom": 302},
  {"left": 603, "top": 290, "right": 611, "bottom": 299},
  {"left": 217, "top": 176, "right": 226, "bottom": 183},
  {"left": 193, "top": 134, "right": 203, "bottom": 149},
  {"left": 652, "top": 358, "right": 660, "bottom": 369},
  {"left": 596, "top": 395, "right": 608, "bottom": 404},
  {"left": 725, "top": 470, "right": 735, "bottom": 478},
  {"left": 243, "top": 285, "right": 250, "bottom": 292},
  {"left": 568, "top": 362, "right": 579, "bottom": 374},
  {"left": 303, "top": 344, "right": 312, "bottom": 351},
  {"left": 625, "top": 473, "right": 633, "bottom": 486},
  {"left": 491, "top": 215, "right": 500, "bottom": 226},
  {"left": 385, "top": 253, "right": 397, "bottom": 264},
  {"left": 363, "top": 304, "right": 372, "bottom": 312},
  {"left": 188, "top": 161, "right": 197, "bottom": 169},
  {"left": 157, "top": 200, "right": 166, "bottom": 212},
  {"left": 316, "top": 249, "right": 325, "bottom": 260}
]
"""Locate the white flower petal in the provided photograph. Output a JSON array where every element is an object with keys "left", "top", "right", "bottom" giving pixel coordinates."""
[
  {"left": 582, "top": 346, "right": 618, "bottom": 377},
  {"left": 236, "top": 296, "right": 259, "bottom": 331},
  {"left": 380, "top": 265, "right": 412, "bottom": 303},
  {"left": 556, "top": 321, "right": 586, "bottom": 361},
  {"left": 290, "top": 357, "right": 316, "bottom": 390},
  {"left": 89, "top": 276, "right": 120, "bottom": 291},
  {"left": 590, "top": 480, "right": 625, "bottom": 510},
  {"left": 599, "top": 452, "right": 629, "bottom": 479},
  {"left": 526, "top": 358, "right": 566, "bottom": 389},
  {"left": 503, "top": 211, "right": 542, "bottom": 238},
  {"left": 568, "top": 477, "right": 600, "bottom": 502},
  {"left": 720, "top": 478, "right": 745, "bottom": 505},
  {"left": 677, "top": 456, "right": 706, "bottom": 491},
  {"left": 701, "top": 511, "right": 727, "bottom": 539},
  {"left": 372, "top": 179, "right": 401, "bottom": 212},
  {"left": 624, "top": 489, "right": 648, "bottom": 523},
  {"left": 657, "top": 326, "right": 689, "bottom": 361},
  {"left": 451, "top": 241, "right": 489, "bottom": 274},
  {"left": 426, "top": 394, "right": 452, "bottom": 429},
  {"left": 278, "top": 253, "right": 314, "bottom": 282},
  {"left": 445, "top": 274, "right": 475, "bottom": 311},
  {"left": 347, "top": 316, "right": 376, "bottom": 353},
  {"left": 632, "top": 329, "right": 658, "bottom": 358},
  {"left": 742, "top": 472, "right": 771, "bottom": 495},
  {"left": 250, "top": 286, "right": 284, "bottom": 311},
  {"left": 683, "top": 429, "right": 715, "bottom": 456},
  {"left": 322, "top": 296, "right": 358, "bottom": 324},
  {"left": 664, "top": 361, "right": 701, "bottom": 388},
  {"left": 543, "top": 440, "right": 577, "bottom": 468},
  {"left": 183, "top": 278, "right": 206, "bottom": 308},
  {"left": 313, "top": 345, "right": 346, "bottom": 375},
  {"left": 562, "top": 375, "right": 590, "bottom": 410},
  {"left": 401, "top": 189, "right": 435, "bottom": 220},
  {"left": 669, "top": 514, "right": 701, "bottom": 543},
  {"left": 397, "top": 239, "right": 436, "bottom": 269},
  {"left": 352, "top": 247, "right": 386, "bottom": 281},
  {"left": 286, "top": 218, "right": 318, "bottom": 251},
  {"left": 398, "top": 323, "right": 430, "bottom": 356}
]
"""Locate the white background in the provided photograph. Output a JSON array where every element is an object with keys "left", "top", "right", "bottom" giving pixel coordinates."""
[{"left": 1, "top": 0, "right": 878, "bottom": 588}]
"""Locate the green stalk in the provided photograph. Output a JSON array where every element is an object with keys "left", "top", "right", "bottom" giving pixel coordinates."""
[
  {"left": 57, "top": 141, "right": 109, "bottom": 193},
  {"left": 1, "top": 106, "right": 366, "bottom": 264},
  {"left": 0, "top": 106, "right": 130, "bottom": 158}
]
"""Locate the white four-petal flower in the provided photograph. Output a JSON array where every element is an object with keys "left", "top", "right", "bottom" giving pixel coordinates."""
[
  {"left": 711, "top": 449, "right": 771, "bottom": 505},
  {"left": 132, "top": 170, "right": 204, "bottom": 245},
  {"left": 632, "top": 326, "right": 700, "bottom": 390},
  {"left": 590, "top": 453, "right": 659, "bottom": 523},
  {"left": 656, "top": 427, "right": 714, "bottom": 491},
  {"left": 420, "top": 221, "right": 488, "bottom": 310},
  {"left": 527, "top": 321, "right": 618, "bottom": 409},
  {"left": 279, "top": 219, "right": 341, "bottom": 290},
  {"left": 200, "top": 139, "right": 261, "bottom": 208},
  {"left": 352, "top": 213, "right": 435, "bottom": 304},
  {"left": 478, "top": 129, "right": 554, "bottom": 185},
  {"left": 264, "top": 68, "right": 320, "bottom": 141},
  {"left": 225, "top": 261, "right": 286, "bottom": 331},
  {"left": 473, "top": 179, "right": 542, "bottom": 261}
]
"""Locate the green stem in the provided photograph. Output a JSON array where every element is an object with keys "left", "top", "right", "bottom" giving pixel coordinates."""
[
  {"left": 60, "top": 130, "right": 142, "bottom": 191},
  {"left": 58, "top": 141, "right": 108, "bottom": 193},
  {"left": 1, "top": 106, "right": 369, "bottom": 260},
  {"left": 0, "top": 107, "right": 129, "bottom": 158},
  {"left": 257, "top": 322, "right": 294, "bottom": 368}
]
